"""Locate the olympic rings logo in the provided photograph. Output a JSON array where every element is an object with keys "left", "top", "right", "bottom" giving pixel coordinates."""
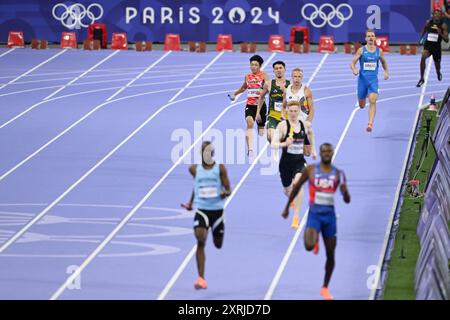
[
  {"left": 301, "top": 3, "right": 353, "bottom": 28},
  {"left": 52, "top": 3, "right": 103, "bottom": 29}
]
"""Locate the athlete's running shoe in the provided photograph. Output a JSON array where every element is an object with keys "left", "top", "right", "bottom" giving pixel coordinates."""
[
  {"left": 320, "top": 287, "right": 334, "bottom": 300},
  {"left": 416, "top": 79, "right": 424, "bottom": 87},
  {"left": 437, "top": 72, "right": 442, "bottom": 81},
  {"left": 194, "top": 277, "right": 208, "bottom": 290},
  {"left": 291, "top": 214, "right": 300, "bottom": 229},
  {"left": 366, "top": 123, "right": 373, "bottom": 132},
  {"left": 313, "top": 242, "right": 319, "bottom": 255}
]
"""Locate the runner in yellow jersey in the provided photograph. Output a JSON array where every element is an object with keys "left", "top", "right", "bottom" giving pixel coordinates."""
[{"left": 257, "top": 60, "right": 290, "bottom": 143}]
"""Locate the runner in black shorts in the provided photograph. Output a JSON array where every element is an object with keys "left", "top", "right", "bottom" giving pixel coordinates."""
[
  {"left": 272, "top": 100, "right": 311, "bottom": 229},
  {"left": 181, "top": 141, "right": 232, "bottom": 290},
  {"left": 229, "top": 55, "right": 270, "bottom": 157},
  {"left": 417, "top": 9, "right": 449, "bottom": 87}
]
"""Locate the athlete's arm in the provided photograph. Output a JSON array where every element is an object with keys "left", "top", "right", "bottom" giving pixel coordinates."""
[
  {"left": 271, "top": 121, "right": 290, "bottom": 149},
  {"left": 229, "top": 76, "right": 248, "bottom": 100},
  {"left": 182, "top": 165, "right": 197, "bottom": 210},
  {"left": 281, "top": 90, "right": 287, "bottom": 120},
  {"left": 282, "top": 165, "right": 311, "bottom": 218},
  {"left": 419, "top": 22, "right": 428, "bottom": 44},
  {"left": 350, "top": 47, "right": 363, "bottom": 76},
  {"left": 305, "top": 87, "right": 314, "bottom": 122},
  {"left": 337, "top": 169, "right": 351, "bottom": 204},
  {"left": 379, "top": 50, "right": 389, "bottom": 80},
  {"left": 303, "top": 126, "right": 311, "bottom": 156},
  {"left": 188, "top": 164, "right": 197, "bottom": 177},
  {"left": 219, "top": 164, "right": 232, "bottom": 199},
  {"left": 256, "top": 83, "right": 270, "bottom": 122},
  {"left": 440, "top": 23, "right": 449, "bottom": 42}
]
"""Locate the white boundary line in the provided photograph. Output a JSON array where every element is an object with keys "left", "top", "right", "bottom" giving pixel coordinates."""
[
  {"left": 264, "top": 105, "right": 358, "bottom": 300},
  {"left": 368, "top": 58, "right": 432, "bottom": 300},
  {"left": 0, "top": 52, "right": 225, "bottom": 255},
  {"left": 106, "top": 51, "right": 172, "bottom": 101},
  {"left": 157, "top": 53, "right": 325, "bottom": 300},
  {"left": 0, "top": 48, "right": 16, "bottom": 58},
  {"left": 50, "top": 52, "right": 276, "bottom": 300},
  {"left": 0, "top": 50, "right": 68, "bottom": 91},
  {"left": 44, "top": 51, "right": 120, "bottom": 101},
  {"left": 168, "top": 51, "right": 225, "bottom": 102}
]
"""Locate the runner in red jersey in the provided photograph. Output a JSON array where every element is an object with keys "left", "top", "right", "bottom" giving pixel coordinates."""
[{"left": 229, "top": 55, "right": 270, "bottom": 157}]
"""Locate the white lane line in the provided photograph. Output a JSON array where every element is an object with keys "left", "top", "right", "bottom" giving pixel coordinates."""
[
  {"left": 106, "top": 51, "right": 172, "bottom": 101},
  {"left": 44, "top": 51, "right": 120, "bottom": 101},
  {"left": 0, "top": 50, "right": 68, "bottom": 91},
  {"left": 168, "top": 51, "right": 225, "bottom": 102},
  {"left": 0, "top": 48, "right": 16, "bottom": 58},
  {"left": 264, "top": 105, "right": 358, "bottom": 300},
  {"left": 0, "top": 53, "right": 171, "bottom": 174},
  {"left": 51, "top": 53, "right": 277, "bottom": 301},
  {"left": 369, "top": 59, "right": 432, "bottom": 300},
  {"left": 0, "top": 53, "right": 225, "bottom": 257},
  {"left": 266, "top": 86, "right": 435, "bottom": 300},
  {"left": 158, "top": 53, "right": 324, "bottom": 300}
]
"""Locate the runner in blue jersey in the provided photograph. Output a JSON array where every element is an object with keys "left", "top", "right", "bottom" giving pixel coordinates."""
[
  {"left": 282, "top": 143, "right": 351, "bottom": 300},
  {"left": 181, "top": 141, "right": 232, "bottom": 290},
  {"left": 351, "top": 29, "right": 389, "bottom": 132}
]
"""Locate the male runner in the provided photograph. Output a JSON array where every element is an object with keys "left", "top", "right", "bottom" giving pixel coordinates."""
[
  {"left": 229, "top": 55, "right": 270, "bottom": 157},
  {"left": 351, "top": 29, "right": 389, "bottom": 132},
  {"left": 282, "top": 143, "right": 351, "bottom": 300},
  {"left": 181, "top": 141, "right": 232, "bottom": 290},
  {"left": 256, "top": 60, "right": 290, "bottom": 142},
  {"left": 417, "top": 9, "right": 449, "bottom": 87},
  {"left": 283, "top": 68, "right": 317, "bottom": 159},
  {"left": 272, "top": 100, "right": 311, "bottom": 229}
]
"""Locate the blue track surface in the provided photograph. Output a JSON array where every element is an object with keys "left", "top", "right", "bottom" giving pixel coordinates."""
[{"left": 0, "top": 48, "right": 448, "bottom": 299}]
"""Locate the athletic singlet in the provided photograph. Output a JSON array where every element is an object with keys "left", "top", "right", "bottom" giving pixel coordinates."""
[
  {"left": 424, "top": 19, "right": 444, "bottom": 46},
  {"left": 269, "top": 79, "right": 290, "bottom": 120},
  {"left": 285, "top": 83, "right": 310, "bottom": 121},
  {"left": 193, "top": 163, "right": 224, "bottom": 210},
  {"left": 309, "top": 164, "right": 340, "bottom": 207},
  {"left": 359, "top": 46, "right": 380, "bottom": 79},
  {"left": 246, "top": 71, "right": 265, "bottom": 106},
  {"left": 280, "top": 119, "right": 308, "bottom": 159}
]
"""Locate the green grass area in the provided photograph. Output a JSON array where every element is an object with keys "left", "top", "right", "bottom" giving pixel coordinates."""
[{"left": 382, "top": 102, "right": 442, "bottom": 300}]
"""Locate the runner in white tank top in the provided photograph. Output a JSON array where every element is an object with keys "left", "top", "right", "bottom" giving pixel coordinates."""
[{"left": 282, "top": 68, "right": 317, "bottom": 161}]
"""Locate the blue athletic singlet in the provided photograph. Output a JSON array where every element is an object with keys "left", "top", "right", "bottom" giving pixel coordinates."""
[
  {"left": 193, "top": 163, "right": 224, "bottom": 210},
  {"left": 357, "top": 46, "right": 380, "bottom": 99}
]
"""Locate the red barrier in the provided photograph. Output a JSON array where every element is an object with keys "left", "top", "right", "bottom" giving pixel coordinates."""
[{"left": 268, "top": 35, "right": 285, "bottom": 52}]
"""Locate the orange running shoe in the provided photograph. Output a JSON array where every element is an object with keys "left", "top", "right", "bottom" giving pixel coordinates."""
[
  {"left": 291, "top": 214, "right": 300, "bottom": 229},
  {"left": 313, "top": 242, "right": 319, "bottom": 255},
  {"left": 320, "top": 287, "right": 333, "bottom": 300},
  {"left": 194, "top": 277, "right": 208, "bottom": 290},
  {"left": 366, "top": 123, "right": 373, "bottom": 132}
]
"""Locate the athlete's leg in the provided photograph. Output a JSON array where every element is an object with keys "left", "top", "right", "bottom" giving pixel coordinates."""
[
  {"left": 305, "top": 121, "right": 317, "bottom": 160},
  {"left": 304, "top": 227, "right": 319, "bottom": 251},
  {"left": 432, "top": 50, "right": 442, "bottom": 80},
  {"left": 267, "top": 128, "right": 275, "bottom": 143},
  {"left": 257, "top": 103, "right": 267, "bottom": 136},
  {"left": 194, "top": 227, "right": 208, "bottom": 278},
  {"left": 357, "top": 77, "right": 368, "bottom": 109},
  {"left": 323, "top": 236, "right": 337, "bottom": 288},
  {"left": 367, "top": 92, "right": 378, "bottom": 132},
  {"left": 417, "top": 50, "right": 431, "bottom": 86},
  {"left": 246, "top": 116, "right": 255, "bottom": 156}
]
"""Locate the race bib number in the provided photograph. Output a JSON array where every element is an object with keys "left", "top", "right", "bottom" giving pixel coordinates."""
[
  {"left": 427, "top": 33, "right": 439, "bottom": 42},
  {"left": 315, "top": 192, "right": 334, "bottom": 206},
  {"left": 274, "top": 102, "right": 282, "bottom": 112},
  {"left": 198, "top": 186, "right": 219, "bottom": 198},
  {"left": 247, "top": 89, "right": 260, "bottom": 98},
  {"left": 287, "top": 142, "right": 304, "bottom": 155},
  {"left": 363, "top": 62, "right": 377, "bottom": 71}
]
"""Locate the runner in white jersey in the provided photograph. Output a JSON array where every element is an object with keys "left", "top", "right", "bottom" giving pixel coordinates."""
[{"left": 282, "top": 68, "right": 317, "bottom": 159}]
